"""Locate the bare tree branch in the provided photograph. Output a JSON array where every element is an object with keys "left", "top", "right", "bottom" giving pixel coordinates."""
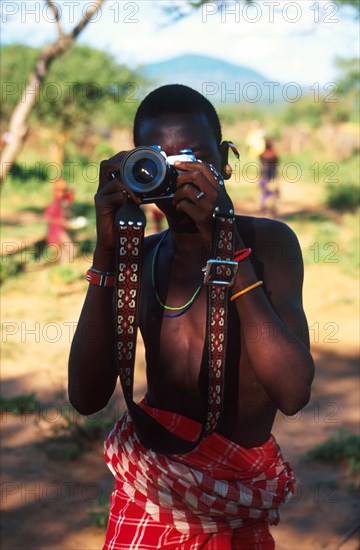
[
  {"left": 161, "top": 0, "right": 254, "bottom": 23},
  {"left": 46, "top": 0, "right": 64, "bottom": 38},
  {"left": 71, "top": 0, "right": 105, "bottom": 39},
  {"left": 0, "top": 0, "right": 106, "bottom": 183}
]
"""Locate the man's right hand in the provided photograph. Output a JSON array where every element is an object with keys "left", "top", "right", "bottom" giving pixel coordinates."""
[{"left": 93, "top": 152, "right": 141, "bottom": 268}]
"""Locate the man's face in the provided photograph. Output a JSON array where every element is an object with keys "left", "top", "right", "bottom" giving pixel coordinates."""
[
  {"left": 136, "top": 112, "right": 222, "bottom": 226},
  {"left": 136, "top": 112, "right": 221, "bottom": 170}
]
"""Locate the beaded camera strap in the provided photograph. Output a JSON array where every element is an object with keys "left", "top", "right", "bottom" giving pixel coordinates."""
[
  {"left": 115, "top": 188, "right": 236, "bottom": 455},
  {"left": 200, "top": 214, "right": 236, "bottom": 439},
  {"left": 115, "top": 219, "right": 146, "bottom": 406}
]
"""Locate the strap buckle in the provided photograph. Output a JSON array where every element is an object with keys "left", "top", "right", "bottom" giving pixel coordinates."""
[{"left": 202, "top": 259, "right": 238, "bottom": 287}]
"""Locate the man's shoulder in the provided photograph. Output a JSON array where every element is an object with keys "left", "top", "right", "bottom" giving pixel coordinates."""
[
  {"left": 235, "top": 215, "right": 298, "bottom": 246},
  {"left": 235, "top": 215, "right": 302, "bottom": 271}
]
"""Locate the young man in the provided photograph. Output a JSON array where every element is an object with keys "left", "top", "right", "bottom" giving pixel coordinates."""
[{"left": 69, "top": 85, "right": 314, "bottom": 549}]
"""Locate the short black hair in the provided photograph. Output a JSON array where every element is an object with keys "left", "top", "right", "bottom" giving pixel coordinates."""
[{"left": 133, "top": 84, "right": 222, "bottom": 146}]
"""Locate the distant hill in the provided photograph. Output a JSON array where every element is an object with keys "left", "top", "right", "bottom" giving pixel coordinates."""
[{"left": 141, "top": 54, "right": 283, "bottom": 105}]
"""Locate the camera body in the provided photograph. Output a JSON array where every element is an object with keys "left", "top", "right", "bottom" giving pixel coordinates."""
[{"left": 119, "top": 145, "right": 197, "bottom": 203}]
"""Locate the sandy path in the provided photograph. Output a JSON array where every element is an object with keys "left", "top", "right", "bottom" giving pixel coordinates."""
[{"left": 1, "top": 193, "right": 359, "bottom": 550}]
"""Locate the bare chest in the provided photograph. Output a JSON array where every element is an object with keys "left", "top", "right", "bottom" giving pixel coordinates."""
[{"left": 132, "top": 222, "right": 280, "bottom": 445}]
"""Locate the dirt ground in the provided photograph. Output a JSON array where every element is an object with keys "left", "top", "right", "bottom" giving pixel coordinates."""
[{"left": 1, "top": 186, "right": 359, "bottom": 550}]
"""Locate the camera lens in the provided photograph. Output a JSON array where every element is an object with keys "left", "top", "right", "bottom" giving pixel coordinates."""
[
  {"left": 132, "top": 158, "right": 158, "bottom": 183},
  {"left": 120, "top": 146, "right": 169, "bottom": 195}
]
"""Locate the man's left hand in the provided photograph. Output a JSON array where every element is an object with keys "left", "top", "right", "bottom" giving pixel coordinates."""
[{"left": 172, "top": 160, "right": 225, "bottom": 250}]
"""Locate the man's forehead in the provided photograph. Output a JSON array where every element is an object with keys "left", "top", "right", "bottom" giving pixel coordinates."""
[{"left": 137, "top": 112, "right": 215, "bottom": 150}]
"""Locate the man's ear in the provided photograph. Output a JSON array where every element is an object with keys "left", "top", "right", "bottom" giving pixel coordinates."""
[{"left": 220, "top": 141, "right": 239, "bottom": 180}]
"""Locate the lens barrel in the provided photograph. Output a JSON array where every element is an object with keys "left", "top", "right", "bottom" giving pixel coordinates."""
[
  {"left": 119, "top": 146, "right": 196, "bottom": 202},
  {"left": 119, "top": 146, "right": 171, "bottom": 198}
]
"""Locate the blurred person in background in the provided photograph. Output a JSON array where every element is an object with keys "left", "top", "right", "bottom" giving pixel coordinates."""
[
  {"left": 259, "top": 138, "right": 280, "bottom": 218},
  {"left": 245, "top": 120, "right": 265, "bottom": 159},
  {"left": 44, "top": 178, "right": 74, "bottom": 261}
]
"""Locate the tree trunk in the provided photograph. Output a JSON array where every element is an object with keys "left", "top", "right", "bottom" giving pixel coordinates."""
[
  {"left": 51, "top": 130, "right": 68, "bottom": 168},
  {"left": 0, "top": 0, "right": 105, "bottom": 184}
]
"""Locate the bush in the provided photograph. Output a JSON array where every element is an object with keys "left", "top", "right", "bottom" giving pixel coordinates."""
[
  {"left": 41, "top": 403, "right": 116, "bottom": 461},
  {"left": 0, "top": 257, "right": 24, "bottom": 284},
  {"left": 9, "top": 162, "right": 48, "bottom": 184},
  {"left": 304, "top": 429, "right": 360, "bottom": 476},
  {"left": 325, "top": 183, "right": 360, "bottom": 212},
  {"left": 0, "top": 393, "right": 40, "bottom": 415},
  {"left": 88, "top": 492, "right": 111, "bottom": 528}
]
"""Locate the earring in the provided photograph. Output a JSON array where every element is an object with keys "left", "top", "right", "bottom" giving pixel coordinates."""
[
  {"left": 220, "top": 140, "right": 239, "bottom": 180},
  {"left": 223, "top": 163, "right": 232, "bottom": 180}
]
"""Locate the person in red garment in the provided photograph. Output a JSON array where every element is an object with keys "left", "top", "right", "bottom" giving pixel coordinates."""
[
  {"left": 69, "top": 85, "right": 314, "bottom": 549},
  {"left": 45, "top": 178, "right": 74, "bottom": 248}
]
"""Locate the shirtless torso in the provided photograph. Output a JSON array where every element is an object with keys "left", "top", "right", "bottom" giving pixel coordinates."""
[
  {"left": 140, "top": 213, "right": 306, "bottom": 449},
  {"left": 69, "top": 109, "right": 314, "bottom": 453}
]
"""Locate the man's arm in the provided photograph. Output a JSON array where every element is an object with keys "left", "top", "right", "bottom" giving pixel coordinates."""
[
  {"left": 68, "top": 280, "right": 118, "bottom": 415},
  {"left": 68, "top": 152, "right": 141, "bottom": 415},
  {"left": 232, "top": 218, "right": 314, "bottom": 415},
  {"left": 159, "top": 159, "right": 314, "bottom": 415}
]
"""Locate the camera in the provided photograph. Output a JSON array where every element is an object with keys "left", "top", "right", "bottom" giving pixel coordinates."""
[{"left": 118, "top": 145, "right": 197, "bottom": 202}]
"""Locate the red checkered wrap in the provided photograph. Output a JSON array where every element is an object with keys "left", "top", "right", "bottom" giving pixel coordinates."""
[{"left": 103, "top": 404, "right": 295, "bottom": 549}]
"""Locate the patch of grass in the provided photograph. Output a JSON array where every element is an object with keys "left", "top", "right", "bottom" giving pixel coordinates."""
[
  {"left": 304, "top": 429, "right": 360, "bottom": 478},
  {"left": 88, "top": 492, "right": 111, "bottom": 528},
  {"left": 325, "top": 183, "right": 360, "bottom": 212},
  {"left": 0, "top": 256, "right": 24, "bottom": 284},
  {"left": 41, "top": 403, "right": 117, "bottom": 461},
  {"left": 300, "top": 219, "right": 341, "bottom": 266},
  {"left": 338, "top": 211, "right": 360, "bottom": 276},
  {"left": 1, "top": 221, "right": 47, "bottom": 241},
  {"left": 0, "top": 392, "right": 41, "bottom": 415},
  {"left": 283, "top": 211, "right": 333, "bottom": 224},
  {"left": 286, "top": 210, "right": 358, "bottom": 278},
  {"left": 46, "top": 264, "right": 83, "bottom": 285}
]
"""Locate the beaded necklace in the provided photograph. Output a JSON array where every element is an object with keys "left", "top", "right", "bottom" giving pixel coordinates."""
[{"left": 152, "top": 230, "right": 203, "bottom": 318}]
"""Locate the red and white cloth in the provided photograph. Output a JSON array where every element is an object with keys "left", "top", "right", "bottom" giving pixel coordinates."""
[{"left": 103, "top": 403, "right": 295, "bottom": 549}]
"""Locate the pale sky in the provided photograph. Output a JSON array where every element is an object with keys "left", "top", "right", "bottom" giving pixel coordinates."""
[{"left": 1, "top": 0, "right": 359, "bottom": 85}]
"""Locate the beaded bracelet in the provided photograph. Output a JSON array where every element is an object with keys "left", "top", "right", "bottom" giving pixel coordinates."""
[
  {"left": 234, "top": 248, "right": 252, "bottom": 262},
  {"left": 230, "top": 280, "right": 263, "bottom": 302},
  {"left": 86, "top": 266, "right": 116, "bottom": 287}
]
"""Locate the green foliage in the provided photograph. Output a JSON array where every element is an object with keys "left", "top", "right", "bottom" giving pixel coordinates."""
[
  {"left": 218, "top": 105, "right": 266, "bottom": 126},
  {"left": 0, "top": 256, "right": 24, "bottom": 284},
  {"left": 93, "top": 141, "right": 116, "bottom": 161},
  {"left": 9, "top": 161, "right": 48, "bottom": 184},
  {"left": 336, "top": 57, "right": 360, "bottom": 96},
  {"left": 333, "top": 57, "right": 360, "bottom": 121},
  {"left": 47, "top": 264, "right": 83, "bottom": 285},
  {"left": 336, "top": 0, "right": 360, "bottom": 14},
  {"left": 338, "top": 212, "right": 360, "bottom": 276},
  {"left": 0, "top": 393, "right": 40, "bottom": 415},
  {"left": 0, "top": 43, "right": 147, "bottom": 165},
  {"left": 0, "top": 44, "right": 39, "bottom": 121},
  {"left": 34, "top": 45, "right": 142, "bottom": 132},
  {"left": 42, "top": 402, "right": 117, "bottom": 461},
  {"left": 325, "top": 183, "right": 360, "bottom": 212},
  {"left": 88, "top": 492, "right": 111, "bottom": 528},
  {"left": 0, "top": 44, "right": 143, "bottom": 129},
  {"left": 281, "top": 56, "right": 359, "bottom": 127},
  {"left": 282, "top": 94, "right": 345, "bottom": 128},
  {"left": 304, "top": 429, "right": 360, "bottom": 477}
]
